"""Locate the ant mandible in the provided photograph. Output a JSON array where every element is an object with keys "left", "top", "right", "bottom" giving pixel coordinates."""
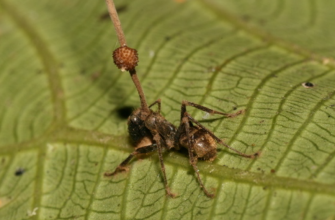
[{"left": 104, "top": 0, "right": 258, "bottom": 198}]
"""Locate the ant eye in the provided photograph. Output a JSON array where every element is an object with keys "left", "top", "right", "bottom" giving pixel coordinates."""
[
  {"left": 129, "top": 115, "right": 138, "bottom": 122},
  {"left": 113, "top": 46, "right": 139, "bottom": 71}
]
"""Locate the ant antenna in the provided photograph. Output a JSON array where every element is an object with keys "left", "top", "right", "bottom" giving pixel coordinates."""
[{"left": 105, "top": 0, "right": 149, "bottom": 111}]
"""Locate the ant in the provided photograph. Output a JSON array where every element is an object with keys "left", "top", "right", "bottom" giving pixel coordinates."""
[{"left": 104, "top": 0, "right": 258, "bottom": 198}]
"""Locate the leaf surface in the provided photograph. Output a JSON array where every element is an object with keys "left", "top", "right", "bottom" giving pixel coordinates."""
[{"left": 0, "top": 0, "right": 335, "bottom": 219}]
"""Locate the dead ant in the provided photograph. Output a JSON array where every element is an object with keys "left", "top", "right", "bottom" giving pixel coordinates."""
[{"left": 104, "top": 0, "right": 258, "bottom": 198}]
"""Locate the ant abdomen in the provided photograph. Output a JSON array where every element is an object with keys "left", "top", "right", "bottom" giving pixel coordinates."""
[{"left": 179, "top": 127, "right": 217, "bottom": 161}]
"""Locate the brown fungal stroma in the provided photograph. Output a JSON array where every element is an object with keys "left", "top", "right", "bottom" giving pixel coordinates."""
[{"left": 113, "top": 46, "right": 139, "bottom": 71}]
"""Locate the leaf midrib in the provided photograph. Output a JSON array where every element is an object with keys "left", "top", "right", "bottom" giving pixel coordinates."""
[{"left": 3, "top": 125, "right": 334, "bottom": 196}]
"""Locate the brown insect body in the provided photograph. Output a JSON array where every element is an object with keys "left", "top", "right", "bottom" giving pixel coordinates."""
[
  {"left": 128, "top": 106, "right": 218, "bottom": 159},
  {"left": 105, "top": 75, "right": 255, "bottom": 197}
]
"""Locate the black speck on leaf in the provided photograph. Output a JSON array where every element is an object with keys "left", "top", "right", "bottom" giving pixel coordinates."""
[
  {"left": 15, "top": 168, "right": 25, "bottom": 176},
  {"left": 302, "top": 82, "right": 314, "bottom": 88},
  {"left": 116, "top": 106, "right": 134, "bottom": 119}
]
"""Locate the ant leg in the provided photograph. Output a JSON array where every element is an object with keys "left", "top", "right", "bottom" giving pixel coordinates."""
[
  {"left": 182, "top": 100, "right": 245, "bottom": 118},
  {"left": 182, "top": 113, "right": 215, "bottom": 198},
  {"left": 149, "top": 99, "right": 161, "bottom": 113},
  {"left": 104, "top": 144, "right": 157, "bottom": 177},
  {"left": 152, "top": 131, "right": 176, "bottom": 198}
]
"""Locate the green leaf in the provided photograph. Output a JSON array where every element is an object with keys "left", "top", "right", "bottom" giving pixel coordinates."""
[{"left": 1, "top": 0, "right": 335, "bottom": 219}]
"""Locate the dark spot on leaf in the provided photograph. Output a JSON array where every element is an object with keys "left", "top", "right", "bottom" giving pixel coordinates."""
[
  {"left": 233, "top": 106, "right": 237, "bottom": 110},
  {"left": 36, "top": 69, "right": 43, "bottom": 74},
  {"left": 258, "top": 19, "right": 266, "bottom": 25},
  {"left": 15, "top": 168, "right": 25, "bottom": 176},
  {"left": 165, "top": 36, "right": 171, "bottom": 41},
  {"left": 91, "top": 71, "right": 101, "bottom": 81},
  {"left": 242, "top": 14, "right": 251, "bottom": 22},
  {"left": 100, "top": 12, "right": 111, "bottom": 20},
  {"left": 302, "top": 82, "right": 314, "bottom": 88},
  {"left": 59, "top": 63, "right": 65, "bottom": 68},
  {"left": 116, "top": 106, "right": 134, "bottom": 119},
  {"left": 80, "top": 69, "right": 86, "bottom": 75},
  {"left": 271, "top": 169, "right": 276, "bottom": 174},
  {"left": 116, "top": 5, "right": 128, "bottom": 13}
]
